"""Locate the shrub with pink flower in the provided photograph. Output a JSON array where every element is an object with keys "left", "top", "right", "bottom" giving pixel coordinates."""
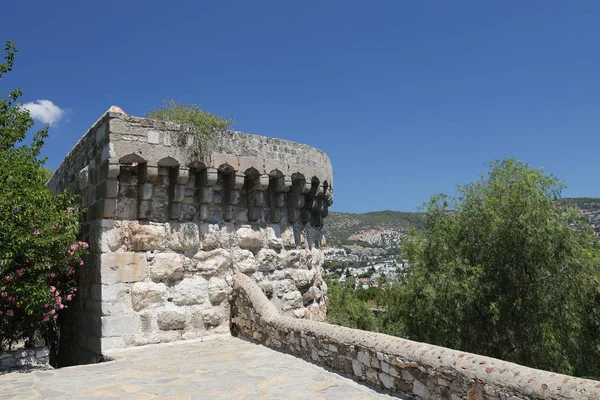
[{"left": 0, "top": 41, "right": 88, "bottom": 351}]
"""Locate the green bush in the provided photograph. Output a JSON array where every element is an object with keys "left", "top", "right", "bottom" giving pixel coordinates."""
[
  {"left": 0, "top": 41, "right": 87, "bottom": 350},
  {"left": 145, "top": 100, "right": 233, "bottom": 152},
  {"left": 389, "top": 158, "right": 600, "bottom": 376}
]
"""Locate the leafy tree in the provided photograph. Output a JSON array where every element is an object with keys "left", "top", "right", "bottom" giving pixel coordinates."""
[
  {"left": 326, "top": 279, "right": 378, "bottom": 331},
  {"left": 0, "top": 41, "right": 87, "bottom": 350},
  {"left": 145, "top": 100, "right": 233, "bottom": 152},
  {"left": 385, "top": 158, "right": 600, "bottom": 376}
]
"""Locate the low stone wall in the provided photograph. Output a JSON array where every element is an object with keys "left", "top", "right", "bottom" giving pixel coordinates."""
[
  {"left": 231, "top": 272, "right": 600, "bottom": 400},
  {"left": 0, "top": 347, "right": 50, "bottom": 370}
]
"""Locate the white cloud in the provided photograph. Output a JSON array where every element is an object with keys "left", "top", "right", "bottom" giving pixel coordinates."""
[{"left": 21, "top": 99, "right": 65, "bottom": 125}]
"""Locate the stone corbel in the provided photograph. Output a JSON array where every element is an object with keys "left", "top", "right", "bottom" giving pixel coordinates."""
[
  {"left": 168, "top": 166, "right": 189, "bottom": 220},
  {"left": 138, "top": 163, "right": 158, "bottom": 220},
  {"left": 248, "top": 174, "right": 270, "bottom": 222},
  {"left": 269, "top": 174, "right": 292, "bottom": 223},
  {"left": 198, "top": 167, "right": 218, "bottom": 220},
  {"left": 287, "top": 178, "right": 306, "bottom": 223},
  {"left": 223, "top": 171, "right": 245, "bottom": 221}
]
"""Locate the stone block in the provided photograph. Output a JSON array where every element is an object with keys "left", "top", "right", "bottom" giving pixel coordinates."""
[
  {"left": 151, "top": 253, "right": 185, "bottom": 281},
  {"left": 193, "top": 249, "right": 231, "bottom": 276},
  {"left": 101, "top": 315, "right": 136, "bottom": 337},
  {"left": 208, "top": 277, "right": 231, "bottom": 305},
  {"left": 139, "top": 182, "right": 153, "bottom": 200},
  {"left": 100, "top": 224, "right": 124, "bottom": 252},
  {"left": 129, "top": 222, "right": 166, "bottom": 251},
  {"left": 236, "top": 226, "right": 264, "bottom": 248},
  {"left": 232, "top": 248, "right": 257, "bottom": 273},
  {"left": 167, "top": 222, "right": 200, "bottom": 251},
  {"left": 131, "top": 282, "right": 166, "bottom": 311},
  {"left": 147, "top": 130, "right": 160, "bottom": 144},
  {"left": 0, "top": 357, "right": 16, "bottom": 369},
  {"left": 256, "top": 249, "right": 282, "bottom": 272},
  {"left": 101, "top": 252, "right": 147, "bottom": 283},
  {"left": 96, "top": 179, "right": 119, "bottom": 199},
  {"left": 157, "top": 311, "right": 186, "bottom": 330},
  {"left": 281, "top": 290, "right": 302, "bottom": 311},
  {"left": 79, "top": 165, "right": 90, "bottom": 190},
  {"left": 172, "top": 276, "right": 208, "bottom": 306},
  {"left": 265, "top": 224, "right": 282, "bottom": 249}
]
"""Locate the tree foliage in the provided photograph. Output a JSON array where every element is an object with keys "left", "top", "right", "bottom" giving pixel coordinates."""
[
  {"left": 0, "top": 41, "right": 87, "bottom": 350},
  {"left": 145, "top": 100, "right": 233, "bottom": 152},
  {"left": 326, "top": 278, "right": 378, "bottom": 331},
  {"left": 386, "top": 158, "right": 600, "bottom": 376}
]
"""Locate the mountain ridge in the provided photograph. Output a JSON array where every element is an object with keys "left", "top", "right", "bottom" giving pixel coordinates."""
[{"left": 324, "top": 197, "right": 600, "bottom": 247}]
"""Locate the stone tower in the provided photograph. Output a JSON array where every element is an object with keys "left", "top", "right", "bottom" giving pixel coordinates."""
[{"left": 48, "top": 107, "right": 333, "bottom": 365}]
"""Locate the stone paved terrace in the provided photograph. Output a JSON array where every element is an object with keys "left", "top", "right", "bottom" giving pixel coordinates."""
[{"left": 0, "top": 335, "right": 394, "bottom": 399}]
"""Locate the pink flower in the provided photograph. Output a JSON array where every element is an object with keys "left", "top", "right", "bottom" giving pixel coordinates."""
[
  {"left": 1, "top": 292, "right": 6, "bottom": 297},
  {"left": 6, "top": 310, "right": 13, "bottom": 317},
  {"left": 50, "top": 309, "right": 56, "bottom": 315},
  {"left": 70, "top": 243, "right": 78, "bottom": 250},
  {"left": 5, "top": 275, "right": 12, "bottom": 281},
  {"left": 16, "top": 269, "right": 24, "bottom": 276},
  {"left": 50, "top": 286, "right": 56, "bottom": 293},
  {"left": 53, "top": 314, "right": 58, "bottom": 319},
  {"left": 79, "top": 259, "right": 84, "bottom": 266},
  {"left": 43, "top": 316, "right": 49, "bottom": 322},
  {"left": 33, "top": 231, "right": 40, "bottom": 236},
  {"left": 66, "top": 295, "right": 72, "bottom": 301},
  {"left": 50, "top": 273, "right": 56, "bottom": 278}
]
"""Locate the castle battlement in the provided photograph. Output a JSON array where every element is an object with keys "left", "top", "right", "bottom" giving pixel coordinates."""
[{"left": 48, "top": 107, "right": 332, "bottom": 365}]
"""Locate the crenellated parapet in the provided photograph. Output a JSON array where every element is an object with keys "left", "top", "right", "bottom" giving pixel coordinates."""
[
  {"left": 48, "top": 107, "right": 333, "bottom": 228},
  {"left": 47, "top": 106, "right": 333, "bottom": 366}
]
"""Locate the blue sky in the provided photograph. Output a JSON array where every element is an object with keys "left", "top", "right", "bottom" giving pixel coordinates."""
[{"left": 2, "top": 1, "right": 599, "bottom": 213}]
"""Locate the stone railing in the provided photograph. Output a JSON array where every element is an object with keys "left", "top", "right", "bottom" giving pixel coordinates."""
[
  {"left": 231, "top": 272, "right": 600, "bottom": 400},
  {"left": 0, "top": 347, "right": 50, "bottom": 370}
]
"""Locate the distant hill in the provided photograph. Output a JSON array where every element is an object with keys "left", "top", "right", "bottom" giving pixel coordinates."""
[
  {"left": 560, "top": 198, "right": 600, "bottom": 225},
  {"left": 323, "top": 210, "right": 425, "bottom": 247},
  {"left": 324, "top": 198, "right": 600, "bottom": 248}
]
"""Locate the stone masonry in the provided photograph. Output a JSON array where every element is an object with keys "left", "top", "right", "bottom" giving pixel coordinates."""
[
  {"left": 47, "top": 106, "right": 333, "bottom": 366},
  {"left": 232, "top": 272, "right": 600, "bottom": 400}
]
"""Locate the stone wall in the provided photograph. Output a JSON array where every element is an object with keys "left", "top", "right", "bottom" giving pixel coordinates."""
[
  {"left": 47, "top": 107, "right": 333, "bottom": 366},
  {"left": 231, "top": 272, "right": 600, "bottom": 400},
  {"left": 0, "top": 347, "right": 50, "bottom": 370}
]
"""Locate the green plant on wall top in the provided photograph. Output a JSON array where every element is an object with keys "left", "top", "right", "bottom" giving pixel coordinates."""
[{"left": 145, "top": 100, "right": 233, "bottom": 153}]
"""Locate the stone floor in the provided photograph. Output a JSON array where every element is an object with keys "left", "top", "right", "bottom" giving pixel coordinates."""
[{"left": 0, "top": 335, "right": 396, "bottom": 399}]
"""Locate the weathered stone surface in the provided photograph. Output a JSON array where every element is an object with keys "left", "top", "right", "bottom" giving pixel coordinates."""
[
  {"left": 131, "top": 282, "right": 166, "bottom": 311},
  {"left": 193, "top": 249, "right": 231, "bottom": 276},
  {"left": 128, "top": 222, "right": 166, "bottom": 251},
  {"left": 151, "top": 253, "right": 185, "bottom": 281},
  {"left": 282, "top": 250, "right": 307, "bottom": 270},
  {"left": 172, "top": 276, "right": 208, "bottom": 305},
  {"left": 232, "top": 248, "right": 257, "bottom": 273},
  {"left": 101, "top": 315, "right": 136, "bottom": 336},
  {"left": 281, "top": 290, "right": 302, "bottom": 311},
  {"left": 208, "top": 277, "right": 230, "bottom": 305},
  {"left": 202, "top": 309, "right": 223, "bottom": 327},
  {"left": 265, "top": 225, "right": 282, "bottom": 249},
  {"left": 256, "top": 249, "right": 281, "bottom": 272},
  {"left": 101, "top": 224, "right": 124, "bottom": 252},
  {"left": 101, "top": 252, "right": 147, "bottom": 283},
  {"left": 157, "top": 311, "right": 186, "bottom": 330},
  {"left": 286, "top": 268, "right": 314, "bottom": 291},
  {"left": 236, "top": 226, "right": 264, "bottom": 248},
  {"left": 281, "top": 227, "right": 296, "bottom": 249},
  {"left": 167, "top": 222, "right": 200, "bottom": 251}
]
